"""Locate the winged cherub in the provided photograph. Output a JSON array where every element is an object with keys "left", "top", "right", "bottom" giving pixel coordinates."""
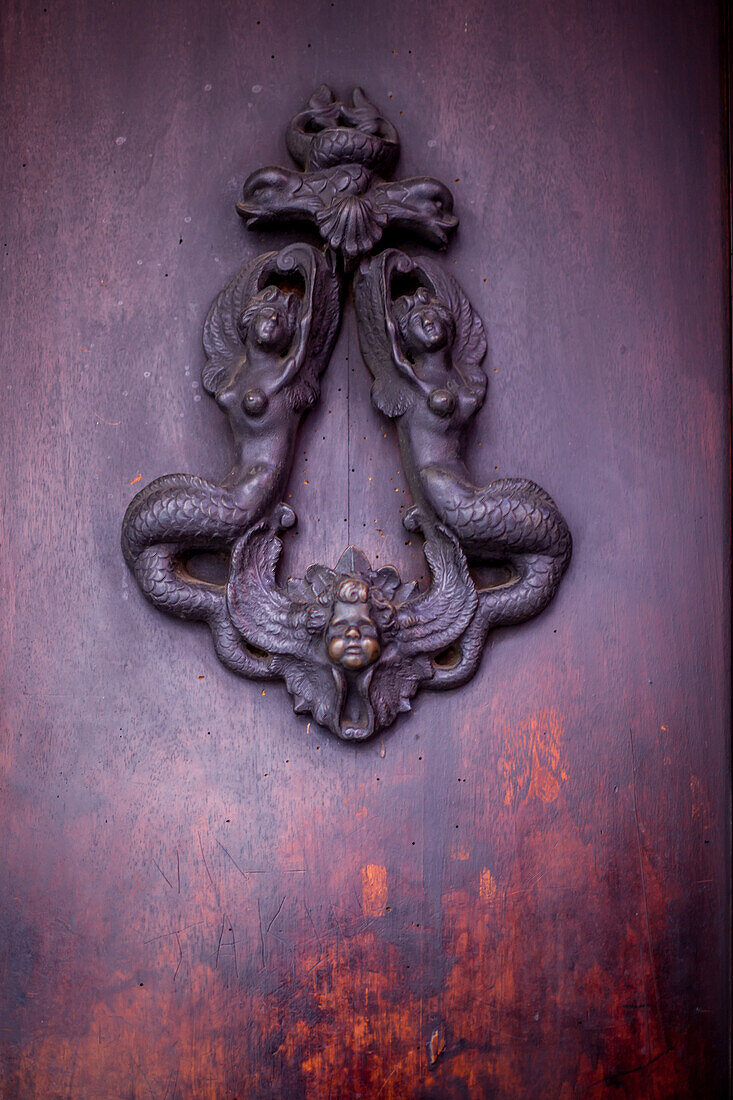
[
  {"left": 225, "top": 522, "right": 478, "bottom": 740},
  {"left": 324, "top": 577, "right": 382, "bottom": 671},
  {"left": 237, "top": 85, "right": 458, "bottom": 266}
]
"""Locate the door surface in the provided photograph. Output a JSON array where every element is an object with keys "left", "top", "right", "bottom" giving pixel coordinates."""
[{"left": 1, "top": 1, "right": 729, "bottom": 1097}]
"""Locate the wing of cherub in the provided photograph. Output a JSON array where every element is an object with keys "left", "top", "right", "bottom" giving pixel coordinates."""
[
  {"left": 367, "top": 646, "right": 433, "bottom": 731},
  {"left": 227, "top": 523, "right": 310, "bottom": 657},
  {"left": 202, "top": 243, "right": 340, "bottom": 407},
  {"left": 274, "top": 654, "right": 342, "bottom": 734},
  {"left": 227, "top": 523, "right": 342, "bottom": 730},
  {"left": 394, "top": 525, "right": 478, "bottom": 657},
  {"left": 362, "top": 528, "right": 477, "bottom": 730}
]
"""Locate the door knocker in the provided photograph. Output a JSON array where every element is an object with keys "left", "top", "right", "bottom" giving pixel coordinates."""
[{"left": 121, "top": 85, "right": 572, "bottom": 741}]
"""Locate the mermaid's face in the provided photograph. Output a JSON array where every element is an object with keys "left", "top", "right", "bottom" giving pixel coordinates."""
[
  {"left": 239, "top": 288, "right": 297, "bottom": 356},
  {"left": 250, "top": 304, "right": 293, "bottom": 354},
  {"left": 325, "top": 580, "right": 381, "bottom": 671},
  {"left": 396, "top": 289, "right": 454, "bottom": 355}
]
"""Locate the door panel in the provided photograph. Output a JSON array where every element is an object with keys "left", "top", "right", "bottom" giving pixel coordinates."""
[{"left": 1, "top": 1, "right": 729, "bottom": 1097}]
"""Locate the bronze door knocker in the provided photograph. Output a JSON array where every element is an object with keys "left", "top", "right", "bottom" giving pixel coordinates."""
[{"left": 121, "top": 85, "right": 572, "bottom": 741}]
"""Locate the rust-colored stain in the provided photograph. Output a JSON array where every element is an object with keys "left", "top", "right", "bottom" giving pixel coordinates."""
[
  {"left": 0, "top": 758, "right": 718, "bottom": 1099},
  {"left": 361, "top": 863, "right": 388, "bottom": 917},
  {"left": 428, "top": 1027, "right": 446, "bottom": 1065},
  {"left": 689, "top": 773, "right": 710, "bottom": 827},
  {"left": 500, "top": 708, "right": 566, "bottom": 806},
  {"left": 479, "top": 867, "right": 499, "bottom": 903}
]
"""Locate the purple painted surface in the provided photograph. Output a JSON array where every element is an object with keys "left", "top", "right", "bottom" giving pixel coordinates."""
[{"left": 0, "top": 0, "right": 729, "bottom": 1095}]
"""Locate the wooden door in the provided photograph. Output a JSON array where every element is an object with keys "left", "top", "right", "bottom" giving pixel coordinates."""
[{"left": 1, "top": 1, "right": 729, "bottom": 1096}]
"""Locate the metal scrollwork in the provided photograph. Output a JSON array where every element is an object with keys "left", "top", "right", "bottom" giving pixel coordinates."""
[{"left": 122, "top": 84, "right": 572, "bottom": 740}]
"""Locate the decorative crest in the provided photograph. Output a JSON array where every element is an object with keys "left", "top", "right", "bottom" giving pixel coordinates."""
[{"left": 237, "top": 84, "right": 457, "bottom": 266}]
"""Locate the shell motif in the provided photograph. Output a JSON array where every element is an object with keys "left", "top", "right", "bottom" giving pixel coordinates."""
[{"left": 315, "top": 194, "right": 388, "bottom": 260}]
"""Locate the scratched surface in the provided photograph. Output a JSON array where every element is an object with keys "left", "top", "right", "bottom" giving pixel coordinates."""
[{"left": 0, "top": 0, "right": 729, "bottom": 1097}]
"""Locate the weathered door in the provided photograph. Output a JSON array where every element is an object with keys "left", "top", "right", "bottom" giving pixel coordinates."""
[{"left": 1, "top": 1, "right": 729, "bottom": 1097}]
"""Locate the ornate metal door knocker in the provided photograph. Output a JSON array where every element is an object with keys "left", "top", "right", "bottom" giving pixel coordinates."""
[{"left": 121, "top": 84, "right": 572, "bottom": 741}]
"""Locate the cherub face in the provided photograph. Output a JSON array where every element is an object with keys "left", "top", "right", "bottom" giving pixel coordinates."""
[
  {"left": 395, "top": 289, "right": 455, "bottom": 355},
  {"left": 325, "top": 580, "right": 381, "bottom": 671}
]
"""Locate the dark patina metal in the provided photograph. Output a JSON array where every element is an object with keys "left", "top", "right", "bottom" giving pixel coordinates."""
[
  {"left": 237, "top": 85, "right": 458, "bottom": 267},
  {"left": 354, "top": 250, "right": 572, "bottom": 690},
  {"left": 121, "top": 85, "right": 571, "bottom": 740}
]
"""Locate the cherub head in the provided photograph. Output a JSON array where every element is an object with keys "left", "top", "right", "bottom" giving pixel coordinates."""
[
  {"left": 393, "top": 286, "right": 456, "bottom": 357},
  {"left": 325, "top": 578, "right": 382, "bottom": 670},
  {"left": 297, "top": 555, "right": 403, "bottom": 675}
]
